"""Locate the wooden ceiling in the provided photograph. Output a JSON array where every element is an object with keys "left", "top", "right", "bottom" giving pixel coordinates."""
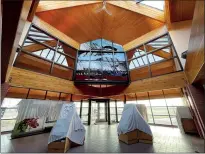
[{"left": 36, "top": 3, "right": 164, "bottom": 45}]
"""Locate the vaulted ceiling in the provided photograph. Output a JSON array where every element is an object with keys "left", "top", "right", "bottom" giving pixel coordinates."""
[{"left": 36, "top": 2, "right": 165, "bottom": 45}]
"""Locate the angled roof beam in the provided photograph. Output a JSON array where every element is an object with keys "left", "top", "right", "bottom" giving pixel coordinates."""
[
  {"left": 36, "top": 1, "right": 101, "bottom": 12},
  {"left": 107, "top": 1, "right": 165, "bottom": 22},
  {"left": 138, "top": 45, "right": 172, "bottom": 59},
  {"left": 22, "top": 40, "right": 57, "bottom": 52}
]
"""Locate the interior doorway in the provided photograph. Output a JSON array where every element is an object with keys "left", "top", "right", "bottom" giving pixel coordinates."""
[{"left": 90, "top": 99, "right": 109, "bottom": 125}]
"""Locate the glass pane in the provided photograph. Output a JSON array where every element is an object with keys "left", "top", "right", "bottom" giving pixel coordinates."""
[
  {"left": 129, "top": 61, "right": 135, "bottom": 70},
  {"left": 90, "top": 52, "right": 101, "bottom": 60},
  {"left": 1, "top": 98, "right": 21, "bottom": 108},
  {"left": 165, "top": 98, "right": 185, "bottom": 106},
  {"left": 91, "top": 39, "right": 102, "bottom": 50},
  {"left": 150, "top": 99, "right": 166, "bottom": 106},
  {"left": 113, "top": 43, "right": 124, "bottom": 51},
  {"left": 1, "top": 119, "right": 16, "bottom": 132},
  {"left": 148, "top": 115, "right": 154, "bottom": 123},
  {"left": 114, "top": 53, "right": 125, "bottom": 61},
  {"left": 152, "top": 107, "right": 169, "bottom": 115},
  {"left": 102, "top": 52, "right": 113, "bottom": 61},
  {"left": 118, "top": 115, "right": 122, "bottom": 121},
  {"left": 146, "top": 35, "right": 170, "bottom": 52},
  {"left": 1, "top": 108, "right": 18, "bottom": 119},
  {"left": 168, "top": 107, "right": 177, "bottom": 115},
  {"left": 139, "top": 1, "right": 164, "bottom": 11},
  {"left": 171, "top": 116, "right": 178, "bottom": 126},
  {"left": 77, "top": 60, "right": 89, "bottom": 71},
  {"left": 102, "top": 39, "right": 112, "bottom": 51},
  {"left": 80, "top": 41, "right": 91, "bottom": 50},
  {"left": 154, "top": 116, "right": 171, "bottom": 125},
  {"left": 78, "top": 51, "right": 90, "bottom": 60},
  {"left": 137, "top": 100, "right": 150, "bottom": 106}
]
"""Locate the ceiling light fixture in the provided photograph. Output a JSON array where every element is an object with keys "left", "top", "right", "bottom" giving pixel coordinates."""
[{"left": 95, "top": 0, "right": 112, "bottom": 16}]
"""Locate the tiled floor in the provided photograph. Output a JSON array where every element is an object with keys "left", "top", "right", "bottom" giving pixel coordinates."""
[{"left": 1, "top": 124, "right": 204, "bottom": 153}]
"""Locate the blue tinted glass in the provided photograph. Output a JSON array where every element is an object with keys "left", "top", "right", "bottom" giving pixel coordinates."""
[
  {"left": 114, "top": 53, "right": 125, "bottom": 61},
  {"left": 91, "top": 39, "right": 102, "bottom": 50}
]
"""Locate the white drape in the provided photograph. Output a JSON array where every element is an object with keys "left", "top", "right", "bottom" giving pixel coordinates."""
[
  {"left": 48, "top": 103, "right": 85, "bottom": 145},
  {"left": 16, "top": 99, "right": 63, "bottom": 123},
  {"left": 117, "top": 104, "right": 152, "bottom": 136}
]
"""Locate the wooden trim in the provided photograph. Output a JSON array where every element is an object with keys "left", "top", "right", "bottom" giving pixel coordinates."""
[
  {"left": 32, "top": 16, "right": 80, "bottom": 49},
  {"left": 108, "top": 1, "right": 165, "bottom": 22},
  {"left": 27, "top": 0, "right": 40, "bottom": 22},
  {"left": 9, "top": 67, "right": 187, "bottom": 97},
  {"left": 123, "top": 25, "right": 168, "bottom": 51},
  {"left": 36, "top": 1, "right": 101, "bottom": 12}
]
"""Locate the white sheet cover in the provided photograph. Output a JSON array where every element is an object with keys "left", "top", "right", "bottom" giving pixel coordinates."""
[
  {"left": 48, "top": 103, "right": 85, "bottom": 145},
  {"left": 117, "top": 104, "right": 152, "bottom": 136}
]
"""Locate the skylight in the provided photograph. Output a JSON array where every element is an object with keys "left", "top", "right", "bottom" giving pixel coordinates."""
[{"left": 137, "top": 0, "right": 165, "bottom": 11}]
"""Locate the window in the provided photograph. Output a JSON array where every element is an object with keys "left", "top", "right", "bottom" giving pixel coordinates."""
[
  {"left": 1, "top": 98, "right": 21, "bottom": 132},
  {"left": 15, "top": 25, "right": 77, "bottom": 80},
  {"left": 127, "top": 34, "right": 183, "bottom": 81},
  {"left": 76, "top": 39, "right": 128, "bottom": 83},
  {"left": 136, "top": 0, "right": 165, "bottom": 11}
]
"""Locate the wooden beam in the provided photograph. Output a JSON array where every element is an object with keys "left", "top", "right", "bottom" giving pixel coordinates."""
[
  {"left": 32, "top": 16, "right": 80, "bottom": 49},
  {"left": 123, "top": 25, "right": 167, "bottom": 51},
  {"left": 36, "top": 1, "right": 101, "bottom": 12},
  {"left": 107, "top": 1, "right": 165, "bottom": 22},
  {"left": 185, "top": 0, "right": 204, "bottom": 84},
  {"left": 122, "top": 71, "right": 187, "bottom": 94},
  {"left": 27, "top": 0, "right": 40, "bottom": 21},
  {"left": 1, "top": 0, "right": 32, "bottom": 84},
  {"left": 9, "top": 67, "right": 187, "bottom": 97},
  {"left": 138, "top": 45, "right": 172, "bottom": 59},
  {"left": 22, "top": 40, "right": 57, "bottom": 52}
]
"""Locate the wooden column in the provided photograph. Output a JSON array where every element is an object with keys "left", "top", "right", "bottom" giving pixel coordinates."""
[
  {"left": 1, "top": 0, "right": 32, "bottom": 83},
  {"left": 1, "top": 83, "right": 9, "bottom": 103}
]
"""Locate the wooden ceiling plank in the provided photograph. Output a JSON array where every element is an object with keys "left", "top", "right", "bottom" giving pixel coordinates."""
[{"left": 107, "top": 1, "right": 165, "bottom": 22}]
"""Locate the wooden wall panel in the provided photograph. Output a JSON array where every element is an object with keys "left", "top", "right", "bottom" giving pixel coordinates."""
[
  {"left": 15, "top": 53, "right": 73, "bottom": 80},
  {"left": 123, "top": 25, "right": 167, "bottom": 51},
  {"left": 28, "top": 89, "right": 46, "bottom": 99},
  {"left": 168, "top": 20, "right": 192, "bottom": 68},
  {"left": 185, "top": 0, "right": 204, "bottom": 84},
  {"left": 168, "top": 0, "right": 196, "bottom": 23},
  {"left": 46, "top": 91, "right": 60, "bottom": 100},
  {"left": 6, "top": 87, "right": 29, "bottom": 99},
  {"left": 9, "top": 67, "right": 187, "bottom": 97},
  {"left": 130, "top": 60, "right": 175, "bottom": 81},
  {"left": 123, "top": 71, "right": 187, "bottom": 94}
]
